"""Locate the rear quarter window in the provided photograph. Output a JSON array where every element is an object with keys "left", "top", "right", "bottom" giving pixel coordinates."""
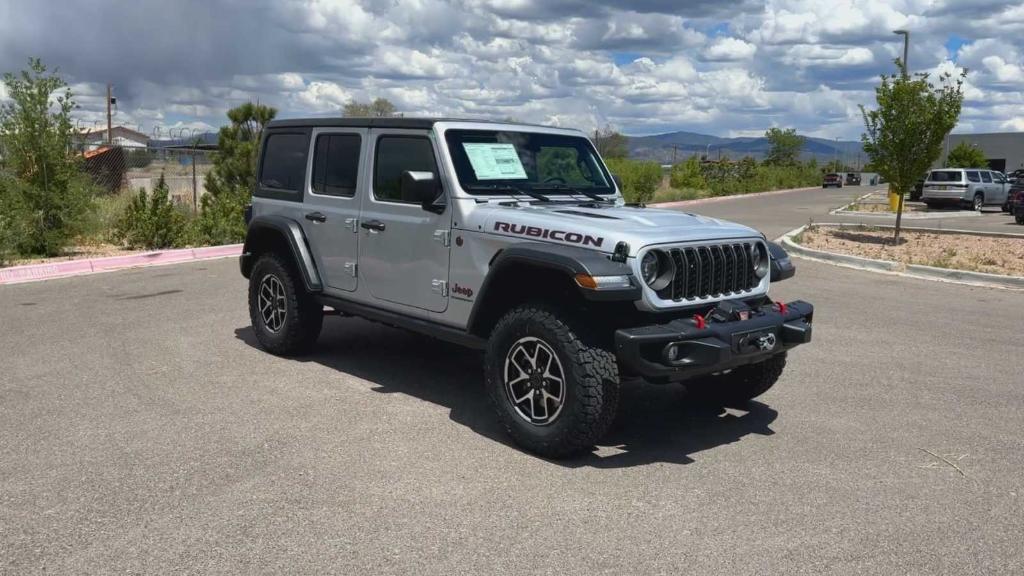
[{"left": 259, "top": 133, "right": 309, "bottom": 192}]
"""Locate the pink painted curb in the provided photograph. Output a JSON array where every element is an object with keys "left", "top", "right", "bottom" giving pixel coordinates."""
[
  {"left": 0, "top": 244, "right": 243, "bottom": 285},
  {"left": 651, "top": 186, "right": 821, "bottom": 209}
]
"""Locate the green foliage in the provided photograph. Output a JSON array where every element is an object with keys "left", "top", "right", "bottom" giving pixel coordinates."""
[
  {"left": 114, "top": 173, "right": 188, "bottom": 249},
  {"left": 536, "top": 147, "right": 590, "bottom": 185},
  {"left": 0, "top": 174, "right": 29, "bottom": 265},
  {"left": 861, "top": 67, "right": 965, "bottom": 239},
  {"left": 197, "top": 102, "right": 276, "bottom": 245},
  {"left": 0, "top": 58, "right": 95, "bottom": 256},
  {"left": 592, "top": 125, "right": 629, "bottom": 159},
  {"left": 343, "top": 98, "right": 400, "bottom": 117},
  {"left": 764, "top": 127, "right": 805, "bottom": 166},
  {"left": 944, "top": 142, "right": 988, "bottom": 169},
  {"left": 604, "top": 158, "right": 661, "bottom": 204},
  {"left": 669, "top": 156, "right": 706, "bottom": 190}
]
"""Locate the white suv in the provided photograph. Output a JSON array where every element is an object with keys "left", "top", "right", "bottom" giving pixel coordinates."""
[
  {"left": 921, "top": 168, "right": 1010, "bottom": 211},
  {"left": 240, "top": 118, "right": 814, "bottom": 457}
]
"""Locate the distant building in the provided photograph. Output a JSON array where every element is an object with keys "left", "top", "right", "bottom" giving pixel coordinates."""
[
  {"left": 935, "top": 132, "right": 1024, "bottom": 173},
  {"left": 79, "top": 126, "right": 150, "bottom": 150}
]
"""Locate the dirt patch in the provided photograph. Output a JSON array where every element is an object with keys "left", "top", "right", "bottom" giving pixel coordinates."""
[
  {"left": 9, "top": 244, "right": 139, "bottom": 267},
  {"left": 844, "top": 201, "right": 928, "bottom": 213},
  {"left": 796, "top": 225, "right": 1024, "bottom": 277}
]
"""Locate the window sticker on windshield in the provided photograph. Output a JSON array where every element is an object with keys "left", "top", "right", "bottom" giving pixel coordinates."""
[{"left": 462, "top": 143, "right": 528, "bottom": 180}]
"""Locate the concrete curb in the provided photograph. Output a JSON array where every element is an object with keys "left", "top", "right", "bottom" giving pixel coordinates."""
[
  {"left": 651, "top": 186, "right": 822, "bottom": 208},
  {"left": 0, "top": 244, "right": 243, "bottom": 286},
  {"left": 777, "top": 223, "right": 1024, "bottom": 291}
]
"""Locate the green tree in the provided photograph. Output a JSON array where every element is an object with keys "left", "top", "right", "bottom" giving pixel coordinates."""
[
  {"left": 861, "top": 68, "right": 965, "bottom": 242},
  {"left": 198, "top": 102, "right": 276, "bottom": 244},
  {"left": 343, "top": 98, "right": 400, "bottom": 117},
  {"left": 115, "top": 172, "right": 187, "bottom": 249},
  {"left": 763, "top": 127, "right": 804, "bottom": 166},
  {"left": 0, "top": 58, "right": 94, "bottom": 256},
  {"left": 592, "top": 125, "right": 629, "bottom": 159},
  {"left": 944, "top": 141, "right": 988, "bottom": 168}
]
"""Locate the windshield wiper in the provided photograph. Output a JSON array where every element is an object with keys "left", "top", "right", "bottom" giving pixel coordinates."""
[
  {"left": 533, "top": 183, "right": 613, "bottom": 203},
  {"left": 466, "top": 184, "right": 551, "bottom": 202}
]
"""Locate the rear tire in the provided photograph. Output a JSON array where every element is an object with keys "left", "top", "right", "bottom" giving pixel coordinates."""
[
  {"left": 705, "top": 353, "right": 787, "bottom": 405},
  {"left": 1016, "top": 214, "right": 1024, "bottom": 225},
  {"left": 248, "top": 252, "right": 323, "bottom": 356},
  {"left": 485, "top": 305, "right": 619, "bottom": 458}
]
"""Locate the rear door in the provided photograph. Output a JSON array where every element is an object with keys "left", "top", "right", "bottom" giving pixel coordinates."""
[
  {"left": 300, "top": 128, "right": 365, "bottom": 292},
  {"left": 358, "top": 129, "right": 451, "bottom": 313}
]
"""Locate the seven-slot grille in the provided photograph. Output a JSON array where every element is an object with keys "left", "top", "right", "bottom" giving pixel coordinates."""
[{"left": 656, "top": 242, "right": 760, "bottom": 301}]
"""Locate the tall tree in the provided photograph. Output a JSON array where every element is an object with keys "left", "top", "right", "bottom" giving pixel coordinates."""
[
  {"left": 944, "top": 141, "right": 988, "bottom": 169},
  {"left": 861, "top": 68, "right": 965, "bottom": 242},
  {"left": 0, "top": 58, "right": 93, "bottom": 256},
  {"left": 343, "top": 98, "right": 400, "bottom": 117},
  {"left": 592, "top": 124, "right": 628, "bottom": 159},
  {"left": 763, "top": 127, "right": 804, "bottom": 166},
  {"left": 198, "top": 102, "right": 276, "bottom": 244}
]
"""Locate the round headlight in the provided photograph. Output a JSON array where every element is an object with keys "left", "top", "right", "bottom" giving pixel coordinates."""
[
  {"left": 752, "top": 243, "right": 769, "bottom": 278},
  {"left": 641, "top": 251, "right": 659, "bottom": 285}
]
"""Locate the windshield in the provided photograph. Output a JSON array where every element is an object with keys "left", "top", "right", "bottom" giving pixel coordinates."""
[{"left": 444, "top": 129, "right": 614, "bottom": 196}]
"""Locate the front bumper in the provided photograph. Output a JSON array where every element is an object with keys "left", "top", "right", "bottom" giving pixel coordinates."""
[{"left": 614, "top": 300, "right": 813, "bottom": 382}]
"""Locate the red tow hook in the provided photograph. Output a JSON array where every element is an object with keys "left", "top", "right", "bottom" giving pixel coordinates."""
[
  {"left": 775, "top": 301, "right": 788, "bottom": 315},
  {"left": 692, "top": 313, "right": 707, "bottom": 329}
]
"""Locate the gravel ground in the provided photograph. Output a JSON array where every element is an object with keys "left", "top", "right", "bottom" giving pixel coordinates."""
[{"left": 799, "top": 225, "right": 1024, "bottom": 276}]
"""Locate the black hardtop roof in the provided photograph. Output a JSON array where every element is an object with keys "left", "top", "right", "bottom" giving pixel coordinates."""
[{"left": 265, "top": 117, "right": 563, "bottom": 130}]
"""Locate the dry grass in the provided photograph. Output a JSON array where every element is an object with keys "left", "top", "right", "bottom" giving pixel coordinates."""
[{"left": 798, "top": 225, "right": 1024, "bottom": 277}]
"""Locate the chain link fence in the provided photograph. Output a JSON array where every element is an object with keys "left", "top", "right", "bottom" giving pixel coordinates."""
[{"left": 78, "top": 144, "right": 214, "bottom": 210}]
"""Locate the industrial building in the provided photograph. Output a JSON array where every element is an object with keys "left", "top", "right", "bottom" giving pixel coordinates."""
[{"left": 936, "top": 132, "right": 1024, "bottom": 173}]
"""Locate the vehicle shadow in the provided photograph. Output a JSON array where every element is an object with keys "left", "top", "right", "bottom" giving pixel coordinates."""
[{"left": 233, "top": 316, "right": 778, "bottom": 468}]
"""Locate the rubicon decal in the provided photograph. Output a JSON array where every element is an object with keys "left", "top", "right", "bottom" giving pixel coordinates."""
[{"left": 494, "top": 222, "right": 604, "bottom": 247}]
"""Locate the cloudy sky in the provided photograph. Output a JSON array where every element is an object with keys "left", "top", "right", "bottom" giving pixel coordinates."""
[{"left": 1, "top": 0, "right": 1022, "bottom": 139}]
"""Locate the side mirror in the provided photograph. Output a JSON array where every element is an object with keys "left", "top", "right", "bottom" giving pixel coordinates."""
[
  {"left": 401, "top": 170, "right": 444, "bottom": 213},
  {"left": 611, "top": 173, "right": 623, "bottom": 190},
  {"left": 767, "top": 241, "right": 796, "bottom": 282}
]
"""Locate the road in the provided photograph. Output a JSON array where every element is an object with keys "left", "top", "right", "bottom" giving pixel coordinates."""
[{"left": 1, "top": 187, "right": 1022, "bottom": 574}]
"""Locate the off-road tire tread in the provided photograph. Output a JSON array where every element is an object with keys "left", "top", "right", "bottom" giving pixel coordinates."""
[
  {"left": 248, "top": 252, "right": 323, "bottom": 356},
  {"left": 719, "top": 352, "right": 787, "bottom": 404},
  {"left": 485, "top": 305, "right": 619, "bottom": 458}
]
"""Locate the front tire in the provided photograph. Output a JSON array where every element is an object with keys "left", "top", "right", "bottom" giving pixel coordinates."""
[
  {"left": 485, "top": 305, "right": 619, "bottom": 458},
  {"left": 973, "top": 192, "right": 984, "bottom": 212},
  {"left": 248, "top": 252, "right": 323, "bottom": 356},
  {"left": 706, "top": 353, "right": 787, "bottom": 405}
]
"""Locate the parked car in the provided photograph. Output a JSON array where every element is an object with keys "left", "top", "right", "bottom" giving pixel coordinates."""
[
  {"left": 920, "top": 168, "right": 1010, "bottom": 211},
  {"left": 845, "top": 173, "right": 861, "bottom": 186},
  {"left": 822, "top": 173, "right": 843, "bottom": 188},
  {"left": 1010, "top": 184, "right": 1024, "bottom": 224},
  {"left": 239, "top": 117, "right": 814, "bottom": 457}
]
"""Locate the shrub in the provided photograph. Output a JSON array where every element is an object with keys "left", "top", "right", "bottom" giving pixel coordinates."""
[
  {"left": 604, "top": 157, "right": 662, "bottom": 204},
  {"left": 114, "top": 173, "right": 188, "bottom": 249},
  {"left": 669, "top": 156, "right": 706, "bottom": 190},
  {"left": 0, "top": 173, "right": 29, "bottom": 265}
]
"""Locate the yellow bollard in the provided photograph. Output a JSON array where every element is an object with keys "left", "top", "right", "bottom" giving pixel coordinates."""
[{"left": 888, "top": 191, "right": 901, "bottom": 212}]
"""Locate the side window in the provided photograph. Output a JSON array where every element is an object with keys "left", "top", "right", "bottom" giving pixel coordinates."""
[
  {"left": 373, "top": 136, "right": 438, "bottom": 203},
  {"left": 260, "top": 133, "right": 308, "bottom": 192},
  {"left": 981, "top": 171, "right": 993, "bottom": 183},
  {"left": 311, "top": 133, "right": 361, "bottom": 197},
  {"left": 966, "top": 171, "right": 980, "bottom": 183}
]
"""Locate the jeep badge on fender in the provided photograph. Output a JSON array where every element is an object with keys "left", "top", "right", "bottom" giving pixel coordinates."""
[{"left": 240, "top": 117, "right": 813, "bottom": 458}]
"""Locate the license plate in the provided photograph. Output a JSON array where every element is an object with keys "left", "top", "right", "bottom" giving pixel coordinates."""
[{"left": 939, "top": 185, "right": 947, "bottom": 190}]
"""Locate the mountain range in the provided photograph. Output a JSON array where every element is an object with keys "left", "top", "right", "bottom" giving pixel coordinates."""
[{"left": 627, "top": 130, "right": 866, "bottom": 166}]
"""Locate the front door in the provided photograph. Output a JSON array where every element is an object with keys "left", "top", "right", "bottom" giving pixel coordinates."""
[
  {"left": 358, "top": 129, "right": 451, "bottom": 313},
  {"left": 300, "top": 128, "right": 366, "bottom": 292}
]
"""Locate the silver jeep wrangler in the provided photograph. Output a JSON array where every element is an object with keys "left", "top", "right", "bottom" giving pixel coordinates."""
[{"left": 241, "top": 118, "right": 813, "bottom": 457}]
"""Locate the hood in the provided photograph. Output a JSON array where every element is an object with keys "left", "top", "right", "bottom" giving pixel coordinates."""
[{"left": 468, "top": 201, "right": 762, "bottom": 256}]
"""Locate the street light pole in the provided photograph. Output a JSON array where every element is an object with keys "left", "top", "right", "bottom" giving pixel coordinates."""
[{"left": 893, "top": 29, "right": 909, "bottom": 77}]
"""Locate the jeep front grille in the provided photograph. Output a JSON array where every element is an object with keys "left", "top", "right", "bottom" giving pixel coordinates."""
[{"left": 657, "top": 243, "right": 758, "bottom": 301}]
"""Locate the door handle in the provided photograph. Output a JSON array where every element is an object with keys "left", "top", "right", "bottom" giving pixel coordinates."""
[
  {"left": 360, "top": 220, "right": 386, "bottom": 232},
  {"left": 305, "top": 211, "right": 327, "bottom": 223}
]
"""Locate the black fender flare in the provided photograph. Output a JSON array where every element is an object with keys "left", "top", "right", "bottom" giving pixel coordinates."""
[
  {"left": 239, "top": 215, "right": 323, "bottom": 292},
  {"left": 467, "top": 242, "right": 639, "bottom": 334},
  {"left": 767, "top": 240, "right": 796, "bottom": 282}
]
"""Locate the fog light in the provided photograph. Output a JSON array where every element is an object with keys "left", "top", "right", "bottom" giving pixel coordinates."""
[{"left": 664, "top": 343, "right": 680, "bottom": 362}]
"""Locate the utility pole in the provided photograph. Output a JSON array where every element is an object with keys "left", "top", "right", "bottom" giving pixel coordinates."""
[
  {"left": 672, "top": 145, "right": 678, "bottom": 164},
  {"left": 893, "top": 30, "right": 909, "bottom": 77},
  {"left": 106, "top": 84, "right": 113, "bottom": 145}
]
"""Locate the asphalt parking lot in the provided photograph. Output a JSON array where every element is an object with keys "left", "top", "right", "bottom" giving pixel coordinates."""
[{"left": 2, "top": 187, "right": 1022, "bottom": 574}]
